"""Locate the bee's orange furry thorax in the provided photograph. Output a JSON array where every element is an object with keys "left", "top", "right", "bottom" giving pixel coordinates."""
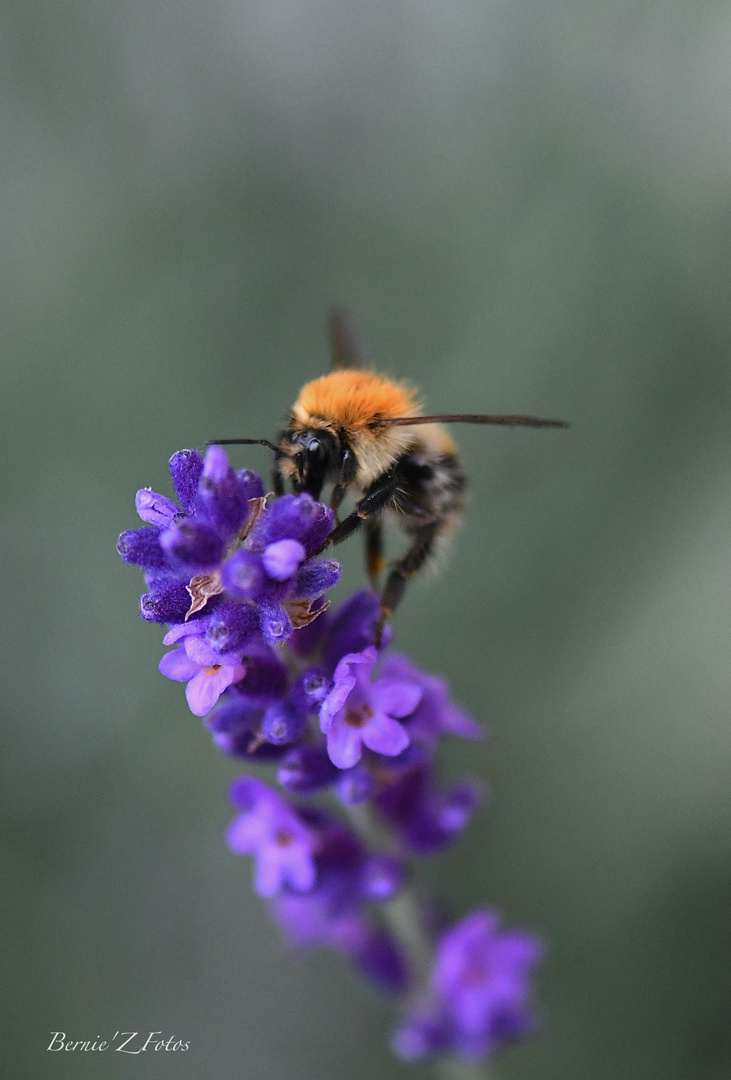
[{"left": 293, "top": 371, "right": 418, "bottom": 430}]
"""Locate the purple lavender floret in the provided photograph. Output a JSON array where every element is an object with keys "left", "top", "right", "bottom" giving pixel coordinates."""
[
  {"left": 135, "top": 488, "right": 179, "bottom": 527},
  {"left": 330, "top": 917, "right": 409, "bottom": 995},
  {"left": 159, "top": 618, "right": 246, "bottom": 717},
  {"left": 277, "top": 745, "right": 339, "bottom": 793},
  {"left": 393, "top": 910, "right": 543, "bottom": 1061},
  {"left": 119, "top": 446, "right": 545, "bottom": 1067},
  {"left": 380, "top": 653, "right": 483, "bottom": 746},
  {"left": 116, "top": 526, "right": 168, "bottom": 570},
  {"left": 319, "top": 647, "right": 419, "bottom": 768},
  {"left": 226, "top": 777, "right": 319, "bottom": 897},
  {"left": 205, "top": 699, "right": 285, "bottom": 761},
  {"left": 228, "top": 645, "right": 289, "bottom": 703},
  {"left": 270, "top": 811, "right": 407, "bottom": 994},
  {"left": 376, "top": 763, "right": 482, "bottom": 854},
  {"left": 160, "top": 519, "right": 225, "bottom": 572},
  {"left": 322, "top": 589, "right": 390, "bottom": 671}
]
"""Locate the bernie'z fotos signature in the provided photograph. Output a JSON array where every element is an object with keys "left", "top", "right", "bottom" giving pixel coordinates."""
[{"left": 48, "top": 1032, "right": 190, "bottom": 1054}]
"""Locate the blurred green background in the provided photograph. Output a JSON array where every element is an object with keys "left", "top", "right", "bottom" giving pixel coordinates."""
[{"left": 3, "top": 1, "right": 731, "bottom": 1077}]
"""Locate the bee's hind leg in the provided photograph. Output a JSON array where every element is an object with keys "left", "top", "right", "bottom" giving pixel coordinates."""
[
  {"left": 374, "top": 523, "right": 439, "bottom": 647},
  {"left": 365, "top": 518, "right": 385, "bottom": 589}
]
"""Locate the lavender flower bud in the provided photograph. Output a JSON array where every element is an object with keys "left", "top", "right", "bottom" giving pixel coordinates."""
[
  {"left": 135, "top": 488, "right": 179, "bottom": 527},
  {"left": 206, "top": 601, "right": 260, "bottom": 657},
  {"left": 160, "top": 520, "right": 224, "bottom": 570},
  {"left": 277, "top": 746, "right": 339, "bottom": 794},
  {"left": 169, "top": 449, "right": 204, "bottom": 511},
  {"left": 261, "top": 700, "right": 307, "bottom": 746},
  {"left": 117, "top": 527, "right": 166, "bottom": 569}
]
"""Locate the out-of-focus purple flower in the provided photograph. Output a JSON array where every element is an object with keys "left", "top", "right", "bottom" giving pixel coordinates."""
[
  {"left": 376, "top": 763, "right": 481, "bottom": 854},
  {"left": 261, "top": 699, "right": 308, "bottom": 745},
  {"left": 262, "top": 538, "right": 307, "bottom": 581},
  {"left": 335, "top": 762, "right": 377, "bottom": 805},
  {"left": 270, "top": 812, "right": 406, "bottom": 992},
  {"left": 322, "top": 590, "right": 387, "bottom": 672},
  {"left": 287, "top": 604, "right": 330, "bottom": 657},
  {"left": 288, "top": 667, "right": 330, "bottom": 713},
  {"left": 226, "top": 777, "right": 319, "bottom": 897},
  {"left": 330, "top": 916, "right": 409, "bottom": 995},
  {"left": 273, "top": 812, "right": 403, "bottom": 921},
  {"left": 393, "top": 910, "right": 543, "bottom": 1061},
  {"left": 205, "top": 696, "right": 260, "bottom": 749},
  {"left": 379, "top": 653, "right": 483, "bottom": 746},
  {"left": 277, "top": 745, "right": 339, "bottom": 794},
  {"left": 159, "top": 620, "right": 246, "bottom": 716},
  {"left": 227, "top": 645, "right": 289, "bottom": 703},
  {"left": 319, "top": 647, "right": 420, "bottom": 769},
  {"left": 205, "top": 695, "right": 286, "bottom": 760}
]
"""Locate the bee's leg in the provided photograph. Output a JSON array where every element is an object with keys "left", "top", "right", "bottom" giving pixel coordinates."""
[
  {"left": 374, "top": 523, "right": 440, "bottom": 645},
  {"left": 330, "top": 448, "right": 358, "bottom": 516},
  {"left": 272, "top": 462, "right": 285, "bottom": 497},
  {"left": 311, "top": 472, "right": 398, "bottom": 554},
  {"left": 365, "top": 518, "right": 385, "bottom": 588}
]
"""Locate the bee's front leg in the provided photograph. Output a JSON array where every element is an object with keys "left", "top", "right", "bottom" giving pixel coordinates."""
[{"left": 309, "top": 470, "right": 398, "bottom": 556}]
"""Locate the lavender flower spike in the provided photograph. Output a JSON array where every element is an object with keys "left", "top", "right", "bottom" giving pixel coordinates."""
[{"left": 118, "top": 446, "right": 545, "bottom": 1070}]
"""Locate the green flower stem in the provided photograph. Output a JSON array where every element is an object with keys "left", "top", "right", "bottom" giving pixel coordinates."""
[
  {"left": 380, "top": 886, "right": 434, "bottom": 989},
  {"left": 436, "top": 1058, "right": 498, "bottom": 1080},
  {"left": 344, "top": 804, "right": 497, "bottom": 1080},
  {"left": 345, "top": 802, "right": 433, "bottom": 988}
]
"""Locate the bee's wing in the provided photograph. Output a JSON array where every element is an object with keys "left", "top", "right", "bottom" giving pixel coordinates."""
[{"left": 329, "top": 308, "right": 370, "bottom": 371}]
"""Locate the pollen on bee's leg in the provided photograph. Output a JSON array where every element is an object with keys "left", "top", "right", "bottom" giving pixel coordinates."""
[{"left": 368, "top": 553, "right": 387, "bottom": 585}]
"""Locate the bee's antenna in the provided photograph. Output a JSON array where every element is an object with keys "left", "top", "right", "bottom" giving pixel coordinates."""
[
  {"left": 207, "top": 439, "right": 279, "bottom": 451},
  {"left": 371, "top": 414, "right": 569, "bottom": 429}
]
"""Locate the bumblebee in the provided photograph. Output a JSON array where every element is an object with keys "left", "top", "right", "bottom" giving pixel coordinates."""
[{"left": 215, "top": 311, "right": 567, "bottom": 638}]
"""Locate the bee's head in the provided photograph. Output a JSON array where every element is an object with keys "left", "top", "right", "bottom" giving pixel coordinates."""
[{"left": 274, "top": 425, "right": 340, "bottom": 500}]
